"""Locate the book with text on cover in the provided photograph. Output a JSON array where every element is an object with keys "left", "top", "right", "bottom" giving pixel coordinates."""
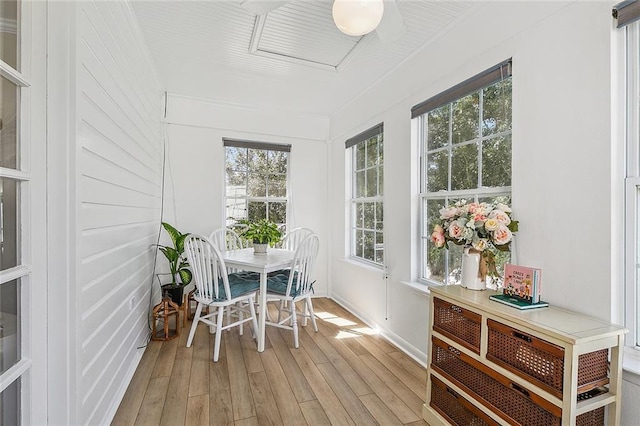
[
  {"left": 489, "top": 293, "right": 549, "bottom": 310},
  {"left": 502, "top": 263, "right": 542, "bottom": 303}
]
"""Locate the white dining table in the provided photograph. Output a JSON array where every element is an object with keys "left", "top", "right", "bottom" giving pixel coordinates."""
[{"left": 221, "top": 247, "right": 295, "bottom": 352}]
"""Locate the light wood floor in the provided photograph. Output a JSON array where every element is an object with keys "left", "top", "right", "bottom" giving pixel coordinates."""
[{"left": 112, "top": 297, "right": 428, "bottom": 426}]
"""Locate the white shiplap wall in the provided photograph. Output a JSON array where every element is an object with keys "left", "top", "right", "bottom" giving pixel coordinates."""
[{"left": 77, "top": 1, "right": 162, "bottom": 424}]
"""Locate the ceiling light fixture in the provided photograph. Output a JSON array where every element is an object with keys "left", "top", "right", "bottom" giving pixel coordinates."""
[{"left": 332, "top": 0, "right": 384, "bottom": 37}]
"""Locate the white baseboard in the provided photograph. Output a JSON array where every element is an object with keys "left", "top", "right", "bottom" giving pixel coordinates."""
[
  {"left": 329, "top": 294, "right": 427, "bottom": 367},
  {"left": 101, "top": 343, "right": 147, "bottom": 425}
]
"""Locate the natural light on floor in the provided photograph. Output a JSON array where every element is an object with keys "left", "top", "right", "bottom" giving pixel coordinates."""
[{"left": 314, "top": 310, "right": 379, "bottom": 339}]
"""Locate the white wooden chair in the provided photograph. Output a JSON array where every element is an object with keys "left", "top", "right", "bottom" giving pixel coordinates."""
[
  {"left": 184, "top": 234, "right": 259, "bottom": 362},
  {"left": 209, "top": 227, "right": 244, "bottom": 251},
  {"left": 280, "top": 227, "right": 314, "bottom": 251},
  {"left": 265, "top": 233, "right": 320, "bottom": 348}
]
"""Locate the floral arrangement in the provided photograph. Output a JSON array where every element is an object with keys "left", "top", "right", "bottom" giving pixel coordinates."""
[{"left": 431, "top": 200, "right": 519, "bottom": 277}]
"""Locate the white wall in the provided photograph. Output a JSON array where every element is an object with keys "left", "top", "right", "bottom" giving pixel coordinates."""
[
  {"left": 71, "top": 1, "right": 163, "bottom": 424},
  {"left": 328, "top": 0, "right": 636, "bottom": 393},
  {"left": 163, "top": 94, "right": 330, "bottom": 296}
]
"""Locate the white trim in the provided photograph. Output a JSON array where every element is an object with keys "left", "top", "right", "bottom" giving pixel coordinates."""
[
  {"left": 0, "top": 265, "right": 31, "bottom": 285},
  {"left": 0, "top": 359, "right": 31, "bottom": 394},
  {"left": 329, "top": 293, "right": 427, "bottom": 366},
  {"left": 0, "top": 59, "right": 30, "bottom": 88},
  {"left": 398, "top": 280, "right": 431, "bottom": 297},
  {"left": 625, "top": 178, "right": 639, "bottom": 348},
  {"left": 0, "top": 167, "right": 30, "bottom": 181}
]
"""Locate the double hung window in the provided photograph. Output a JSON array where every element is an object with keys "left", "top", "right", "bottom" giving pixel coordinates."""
[
  {"left": 346, "top": 124, "right": 384, "bottom": 265},
  {"left": 414, "top": 60, "right": 512, "bottom": 285},
  {"left": 224, "top": 139, "right": 290, "bottom": 228},
  {"left": 615, "top": 0, "right": 640, "bottom": 361}
]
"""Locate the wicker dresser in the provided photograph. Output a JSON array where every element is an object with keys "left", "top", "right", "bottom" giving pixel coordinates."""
[{"left": 423, "top": 285, "right": 627, "bottom": 426}]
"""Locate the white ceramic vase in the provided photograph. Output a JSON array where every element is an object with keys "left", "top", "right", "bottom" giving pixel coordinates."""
[
  {"left": 253, "top": 243, "right": 268, "bottom": 254},
  {"left": 461, "top": 246, "right": 486, "bottom": 290}
]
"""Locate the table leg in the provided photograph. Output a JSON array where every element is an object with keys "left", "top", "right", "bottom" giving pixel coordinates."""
[{"left": 258, "top": 272, "right": 267, "bottom": 352}]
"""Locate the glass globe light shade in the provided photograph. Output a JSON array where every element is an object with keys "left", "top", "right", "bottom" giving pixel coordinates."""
[{"left": 332, "top": 0, "right": 384, "bottom": 37}]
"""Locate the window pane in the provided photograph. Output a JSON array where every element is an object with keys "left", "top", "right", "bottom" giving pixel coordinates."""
[
  {"left": 452, "top": 93, "right": 479, "bottom": 144},
  {"left": 355, "top": 229, "right": 363, "bottom": 257},
  {"left": 267, "top": 174, "right": 286, "bottom": 197},
  {"left": 226, "top": 171, "right": 246, "bottom": 196},
  {"left": 248, "top": 149, "right": 269, "bottom": 174},
  {"left": 0, "top": 1, "right": 18, "bottom": 70},
  {"left": 0, "top": 279, "right": 19, "bottom": 374},
  {"left": 0, "top": 377, "right": 19, "bottom": 426},
  {"left": 366, "top": 168, "right": 377, "bottom": 197},
  {"left": 425, "top": 198, "right": 445, "bottom": 231},
  {"left": 482, "top": 135, "right": 512, "bottom": 187},
  {"left": 426, "top": 150, "right": 449, "bottom": 192},
  {"left": 482, "top": 79, "right": 512, "bottom": 136},
  {"left": 375, "top": 231, "right": 384, "bottom": 264},
  {"left": 451, "top": 143, "right": 478, "bottom": 191},
  {"left": 363, "top": 202, "right": 374, "bottom": 229},
  {"left": 426, "top": 238, "right": 445, "bottom": 284},
  {"left": 355, "top": 202, "right": 363, "bottom": 228},
  {"left": 378, "top": 164, "right": 384, "bottom": 196},
  {"left": 356, "top": 142, "right": 366, "bottom": 170},
  {"left": 247, "top": 201, "right": 266, "bottom": 222},
  {"left": 363, "top": 230, "right": 375, "bottom": 261},
  {"left": 0, "top": 75, "right": 18, "bottom": 170},
  {"left": 355, "top": 170, "right": 365, "bottom": 198},
  {"left": 366, "top": 138, "right": 378, "bottom": 167},
  {"left": 375, "top": 202, "right": 383, "bottom": 230},
  {"left": 247, "top": 173, "right": 266, "bottom": 197},
  {"left": 447, "top": 244, "right": 464, "bottom": 284},
  {"left": 225, "top": 147, "right": 247, "bottom": 172},
  {"left": 226, "top": 200, "right": 246, "bottom": 225},
  {"left": 268, "top": 202, "right": 286, "bottom": 224},
  {"left": 0, "top": 178, "right": 17, "bottom": 270},
  {"left": 427, "top": 105, "right": 450, "bottom": 150},
  {"left": 269, "top": 151, "right": 288, "bottom": 174}
]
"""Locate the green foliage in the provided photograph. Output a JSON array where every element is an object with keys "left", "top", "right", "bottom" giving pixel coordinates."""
[
  {"left": 234, "top": 218, "right": 282, "bottom": 246},
  {"left": 158, "top": 222, "right": 192, "bottom": 286}
]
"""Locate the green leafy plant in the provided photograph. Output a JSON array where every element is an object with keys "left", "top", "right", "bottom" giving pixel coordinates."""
[
  {"left": 158, "top": 222, "right": 192, "bottom": 286},
  {"left": 235, "top": 218, "right": 282, "bottom": 246}
]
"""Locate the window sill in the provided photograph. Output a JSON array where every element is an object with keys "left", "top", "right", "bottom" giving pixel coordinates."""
[
  {"left": 623, "top": 346, "right": 640, "bottom": 385},
  {"left": 340, "top": 257, "right": 384, "bottom": 273},
  {"left": 399, "top": 281, "right": 431, "bottom": 297}
]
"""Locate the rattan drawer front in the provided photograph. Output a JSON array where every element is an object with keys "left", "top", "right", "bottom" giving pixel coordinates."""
[
  {"left": 430, "top": 375, "right": 499, "bottom": 426},
  {"left": 431, "top": 336, "right": 562, "bottom": 426},
  {"left": 433, "top": 297, "right": 481, "bottom": 354},
  {"left": 487, "top": 319, "right": 609, "bottom": 398},
  {"left": 576, "top": 407, "right": 605, "bottom": 426}
]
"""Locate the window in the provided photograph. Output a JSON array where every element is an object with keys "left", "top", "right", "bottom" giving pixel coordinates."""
[
  {"left": 616, "top": 0, "right": 640, "bottom": 358},
  {"left": 0, "top": 1, "right": 30, "bottom": 424},
  {"left": 414, "top": 60, "right": 512, "bottom": 285},
  {"left": 224, "top": 139, "right": 290, "bottom": 228},
  {"left": 346, "top": 124, "right": 384, "bottom": 265}
]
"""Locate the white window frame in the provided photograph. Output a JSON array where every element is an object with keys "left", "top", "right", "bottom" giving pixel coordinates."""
[
  {"left": 624, "top": 19, "right": 640, "bottom": 373},
  {"left": 0, "top": 1, "right": 33, "bottom": 424},
  {"left": 416, "top": 69, "right": 512, "bottom": 286},
  {"left": 347, "top": 126, "right": 384, "bottom": 267},
  {"left": 223, "top": 140, "right": 290, "bottom": 229}
]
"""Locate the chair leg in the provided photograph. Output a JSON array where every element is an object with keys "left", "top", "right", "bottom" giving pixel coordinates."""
[
  {"left": 213, "top": 305, "right": 225, "bottom": 362},
  {"left": 238, "top": 302, "right": 244, "bottom": 336},
  {"left": 186, "top": 302, "right": 203, "bottom": 347},
  {"left": 291, "top": 301, "right": 299, "bottom": 348},
  {"left": 306, "top": 298, "right": 318, "bottom": 332},
  {"left": 277, "top": 300, "right": 285, "bottom": 323},
  {"left": 249, "top": 295, "right": 258, "bottom": 340}
]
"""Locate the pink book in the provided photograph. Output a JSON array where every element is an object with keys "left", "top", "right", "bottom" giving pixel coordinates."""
[{"left": 502, "top": 263, "right": 542, "bottom": 303}]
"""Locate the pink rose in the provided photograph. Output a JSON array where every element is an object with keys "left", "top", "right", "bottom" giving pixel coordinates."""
[
  {"left": 489, "top": 210, "right": 511, "bottom": 225},
  {"left": 449, "top": 223, "right": 464, "bottom": 240},
  {"left": 493, "top": 224, "right": 512, "bottom": 246},
  {"left": 439, "top": 206, "right": 458, "bottom": 219},
  {"left": 431, "top": 230, "right": 445, "bottom": 248}
]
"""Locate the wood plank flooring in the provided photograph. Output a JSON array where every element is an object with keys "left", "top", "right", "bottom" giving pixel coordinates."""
[{"left": 112, "top": 298, "right": 428, "bottom": 426}]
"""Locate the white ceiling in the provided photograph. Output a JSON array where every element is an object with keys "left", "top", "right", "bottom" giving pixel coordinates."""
[{"left": 131, "top": 0, "right": 477, "bottom": 116}]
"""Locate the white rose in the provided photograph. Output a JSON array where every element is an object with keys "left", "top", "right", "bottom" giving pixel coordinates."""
[
  {"left": 496, "top": 203, "right": 512, "bottom": 213},
  {"left": 484, "top": 218, "right": 499, "bottom": 231},
  {"left": 489, "top": 209, "right": 511, "bottom": 226},
  {"left": 439, "top": 206, "right": 458, "bottom": 219},
  {"left": 493, "top": 224, "right": 513, "bottom": 246}
]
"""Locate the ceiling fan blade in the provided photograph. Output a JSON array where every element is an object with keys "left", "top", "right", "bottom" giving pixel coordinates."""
[
  {"left": 240, "top": 0, "right": 289, "bottom": 15},
  {"left": 376, "top": 0, "right": 407, "bottom": 43}
]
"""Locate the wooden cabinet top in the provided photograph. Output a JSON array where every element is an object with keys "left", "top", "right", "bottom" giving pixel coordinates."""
[{"left": 430, "top": 285, "right": 627, "bottom": 345}]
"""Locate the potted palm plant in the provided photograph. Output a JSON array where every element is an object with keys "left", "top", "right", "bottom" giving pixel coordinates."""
[
  {"left": 236, "top": 218, "right": 282, "bottom": 254},
  {"left": 157, "top": 222, "right": 192, "bottom": 304}
]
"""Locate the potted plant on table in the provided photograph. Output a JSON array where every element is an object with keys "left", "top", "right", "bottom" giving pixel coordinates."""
[
  {"left": 157, "top": 222, "right": 192, "bottom": 305},
  {"left": 235, "top": 218, "right": 282, "bottom": 254}
]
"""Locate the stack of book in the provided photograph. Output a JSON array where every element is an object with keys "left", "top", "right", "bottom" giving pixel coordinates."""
[{"left": 489, "top": 264, "right": 548, "bottom": 310}]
